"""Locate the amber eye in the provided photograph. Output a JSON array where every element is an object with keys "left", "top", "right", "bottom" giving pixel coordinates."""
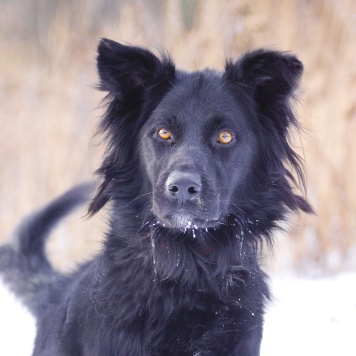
[
  {"left": 157, "top": 128, "right": 171, "bottom": 140},
  {"left": 218, "top": 131, "right": 233, "bottom": 144}
]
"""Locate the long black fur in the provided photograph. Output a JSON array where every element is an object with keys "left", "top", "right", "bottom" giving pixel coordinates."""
[{"left": 0, "top": 39, "right": 312, "bottom": 355}]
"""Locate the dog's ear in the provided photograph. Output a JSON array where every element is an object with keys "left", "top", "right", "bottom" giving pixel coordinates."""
[
  {"left": 224, "top": 49, "right": 303, "bottom": 129},
  {"left": 224, "top": 50, "right": 312, "bottom": 215},
  {"left": 89, "top": 40, "right": 175, "bottom": 216},
  {"left": 97, "top": 38, "right": 175, "bottom": 97}
]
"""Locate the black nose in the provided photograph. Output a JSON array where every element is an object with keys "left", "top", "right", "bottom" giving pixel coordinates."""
[{"left": 166, "top": 171, "right": 201, "bottom": 203}]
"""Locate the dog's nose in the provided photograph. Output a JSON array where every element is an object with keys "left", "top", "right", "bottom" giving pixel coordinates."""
[{"left": 166, "top": 171, "right": 201, "bottom": 202}]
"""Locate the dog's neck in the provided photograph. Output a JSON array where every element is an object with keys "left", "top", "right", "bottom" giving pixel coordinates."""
[{"left": 104, "top": 215, "right": 263, "bottom": 293}]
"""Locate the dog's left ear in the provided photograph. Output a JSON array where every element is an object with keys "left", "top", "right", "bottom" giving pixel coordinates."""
[
  {"left": 224, "top": 49, "right": 303, "bottom": 129},
  {"left": 97, "top": 38, "right": 175, "bottom": 98}
]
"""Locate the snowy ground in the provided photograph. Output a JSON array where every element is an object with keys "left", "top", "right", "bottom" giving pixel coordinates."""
[
  {"left": 0, "top": 273, "right": 355, "bottom": 355},
  {"left": 261, "top": 272, "right": 356, "bottom": 356}
]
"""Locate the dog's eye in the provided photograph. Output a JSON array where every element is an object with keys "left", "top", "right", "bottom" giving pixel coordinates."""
[
  {"left": 157, "top": 128, "right": 171, "bottom": 141},
  {"left": 217, "top": 131, "right": 233, "bottom": 144}
]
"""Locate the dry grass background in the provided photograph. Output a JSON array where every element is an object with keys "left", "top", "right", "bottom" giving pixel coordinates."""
[{"left": 0, "top": 0, "right": 355, "bottom": 274}]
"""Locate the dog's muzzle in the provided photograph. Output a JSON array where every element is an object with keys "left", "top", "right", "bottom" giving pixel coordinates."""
[{"left": 165, "top": 171, "right": 201, "bottom": 203}]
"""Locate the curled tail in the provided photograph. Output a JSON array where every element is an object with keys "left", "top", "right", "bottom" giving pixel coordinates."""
[{"left": 0, "top": 183, "right": 93, "bottom": 316}]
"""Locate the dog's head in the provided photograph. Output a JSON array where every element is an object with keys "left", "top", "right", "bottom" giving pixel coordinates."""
[{"left": 90, "top": 38, "right": 312, "bottom": 249}]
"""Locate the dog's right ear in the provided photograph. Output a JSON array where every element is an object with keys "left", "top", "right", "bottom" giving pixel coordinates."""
[
  {"left": 97, "top": 38, "right": 175, "bottom": 98},
  {"left": 89, "top": 40, "right": 175, "bottom": 216}
]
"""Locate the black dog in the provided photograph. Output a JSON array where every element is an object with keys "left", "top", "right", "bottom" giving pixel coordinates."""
[{"left": 0, "top": 39, "right": 312, "bottom": 355}]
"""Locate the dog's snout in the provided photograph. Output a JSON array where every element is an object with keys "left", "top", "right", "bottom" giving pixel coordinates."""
[{"left": 166, "top": 171, "right": 201, "bottom": 202}]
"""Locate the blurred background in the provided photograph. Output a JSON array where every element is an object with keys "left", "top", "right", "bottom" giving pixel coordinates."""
[{"left": 0, "top": 0, "right": 355, "bottom": 275}]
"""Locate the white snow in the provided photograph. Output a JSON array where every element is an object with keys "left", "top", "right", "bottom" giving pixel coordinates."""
[
  {"left": 0, "top": 282, "right": 36, "bottom": 355},
  {"left": 0, "top": 272, "right": 355, "bottom": 355},
  {"left": 261, "top": 272, "right": 356, "bottom": 356}
]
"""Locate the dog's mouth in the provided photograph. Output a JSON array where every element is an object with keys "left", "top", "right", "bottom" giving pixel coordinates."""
[{"left": 154, "top": 209, "right": 222, "bottom": 230}]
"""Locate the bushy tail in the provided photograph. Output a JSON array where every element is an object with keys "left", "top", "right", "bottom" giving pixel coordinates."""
[{"left": 0, "top": 183, "right": 93, "bottom": 316}]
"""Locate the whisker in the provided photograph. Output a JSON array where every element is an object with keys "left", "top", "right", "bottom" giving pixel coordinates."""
[
  {"left": 204, "top": 229, "right": 223, "bottom": 248},
  {"left": 123, "top": 192, "right": 153, "bottom": 209},
  {"left": 168, "top": 229, "right": 184, "bottom": 243}
]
